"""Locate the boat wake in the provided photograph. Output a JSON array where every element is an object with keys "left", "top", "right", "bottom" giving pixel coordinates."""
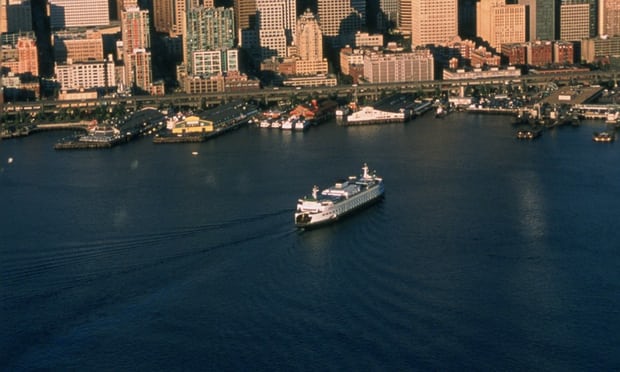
[{"left": 1, "top": 208, "right": 294, "bottom": 303}]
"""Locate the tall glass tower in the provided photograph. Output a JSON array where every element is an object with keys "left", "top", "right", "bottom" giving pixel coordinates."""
[{"left": 518, "top": 0, "right": 558, "bottom": 41}]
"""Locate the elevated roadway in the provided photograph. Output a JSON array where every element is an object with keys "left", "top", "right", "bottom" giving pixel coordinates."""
[{"left": 3, "top": 69, "right": 619, "bottom": 117}]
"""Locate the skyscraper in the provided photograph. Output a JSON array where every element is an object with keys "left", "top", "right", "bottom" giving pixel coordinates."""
[
  {"left": 459, "top": 0, "right": 477, "bottom": 38},
  {"left": 256, "top": 0, "right": 296, "bottom": 59},
  {"left": 0, "top": 35, "right": 38, "bottom": 75},
  {"left": 561, "top": 0, "right": 598, "bottom": 37},
  {"left": 0, "top": 0, "right": 32, "bottom": 33},
  {"left": 600, "top": 0, "right": 620, "bottom": 36},
  {"left": 234, "top": 0, "right": 257, "bottom": 41},
  {"left": 317, "top": 0, "right": 363, "bottom": 47},
  {"left": 185, "top": 6, "right": 235, "bottom": 73},
  {"left": 122, "top": 6, "right": 150, "bottom": 57},
  {"left": 49, "top": 0, "right": 109, "bottom": 29},
  {"left": 293, "top": 9, "right": 328, "bottom": 75},
  {"left": 518, "top": 0, "right": 558, "bottom": 40},
  {"left": 398, "top": 0, "right": 411, "bottom": 36},
  {"left": 53, "top": 30, "right": 104, "bottom": 63},
  {"left": 477, "top": 0, "right": 526, "bottom": 49},
  {"left": 153, "top": 0, "right": 175, "bottom": 34},
  {"left": 295, "top": 9, "right": 322, "bottom": 61},
  {"left": 377, "top": 0, "right": 398, "bottom": 32},
  {"left": 410, "top": 0, "right": 458, "bottom": 46},
  {"left": 559, "top": 3, "right": 590, "bottom": 40},
  {"left": 121, "top": 5, "right": 152, "bottom": 92}
]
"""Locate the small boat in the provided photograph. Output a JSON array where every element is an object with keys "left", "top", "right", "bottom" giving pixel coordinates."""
[
  {"left": 335, "top": 106, "right": 351, "bottom": 117},
  {"left": 605, "top": 111, "right": 619, "bottom": 125},
  {"left": 435, "top": 105, "right": 447, "bottom": 118},
  {"left": 281, "top": 116, "right": 296, "bottom": 130},
  {"left": 294, "top": 117, "right": 310, "bottom": 131},
  {"left": 593, "top": 131, "right": 615, "bottom": 142},
  {"left": 192, "top": 151, "right": 199, "bottom": 155},
  {"left": 516, "top": 128, "right": 542, "bottom": 140}
]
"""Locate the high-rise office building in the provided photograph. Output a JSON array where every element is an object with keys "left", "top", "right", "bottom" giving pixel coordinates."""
[
  {"left": 518, "top": 0, "right": 558, "bottom": 40},
  {"left": 600, "top": 0, "right": 620, "bottom": 36},
  {"left": 191, "top": 49, "right": 238, "bottom": 76},
  {"left": 410, "top": 0, "right": 458, "bottom": 46},
  {"left": 49, "top": 0, "right": 109, "bottom": 29},
  {"left": 560, "top": 3, "right": 590, "bottom": 40},
  {"left": 0, "top": 0, "right": 32, "bottom": 33},
  {"left": 121, "top": 5, "right": 152, "bottom": 92},
  {"left": 53, "top": 30, "right": 104, "bottom": 63},
  {"left": 127, "top": 48, "right": 152, "bottom": 91},
  {"left": 362, "top": 49, "right": 434, "bottom": 83},
  {"left": 351, "top": 0, "right": 366, "bottom": 27},
  {"left": 459, "top": 0, "right": 477, "bottom": 38},
  {"left": 477, "top": 0, "right": 526, "bottom": 49},
  {"left": 121, "top": 6, "right": 150, "bottom": 58},
  {"left": 54, "top": 55, "right": 116, "bottom": 91},
  {"left": 377, "top": 0, "right": 398, "bottom": 32},
  {"left": 296, "top": 10, "right": 322, "bottom": 61},
  {"left": 293, "top": 9, "right": 327, "bottom": 75},
  {"left": 317, "top": 0, "right": 363, "bottom": 47},
  {"left": 398, "top": 0, "right": 411, "bottom": 36},
  {"left": 561, "top": 0, "right": 598, "bottom": 37},
  {"left": 153, "top": 0, "right": 174, "bottom": 34},
  {"left": 256, "top": 0, "right": 296, "bottom": 59},
  {"left": 185, "top": 6, "right": 235, "bottom": 73},
  {"left": 234, "top": 0, "right": 256, "bottom": 30},
  {"left": 257, "top": 0, "right": 295, "bottom": 43},
  {"left": 0, "top": 35, "right": 37, "bottom": 75},
  {"left": 152, "top": 0, "right": 208, "bottom": 37},
  {"left": 234, "top": 0, "right": 261, "bottom": 50}
]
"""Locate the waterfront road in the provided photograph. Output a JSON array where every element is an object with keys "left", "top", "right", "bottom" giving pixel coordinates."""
[{"left": 3, "top": 69, "right": 619, "bottom": 116}]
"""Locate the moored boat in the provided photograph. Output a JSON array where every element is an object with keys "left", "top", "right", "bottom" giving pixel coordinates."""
[
  {"left": 281, "top": 116, "right": 296, "bottom": 130},
  {"left": 294, "top": 117, "right": 310, "bottom": 130}
]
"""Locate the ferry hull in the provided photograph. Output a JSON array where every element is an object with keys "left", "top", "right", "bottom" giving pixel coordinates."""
[
  {"left": 295, "top": 192, "right": 384, "bottom": 229},
  {"left": 295, "top": 185, "right": 384, "bottom": 229}
]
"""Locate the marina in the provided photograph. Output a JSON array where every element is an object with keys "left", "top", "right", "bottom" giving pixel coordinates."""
[
  {"left": 3, "top": 84, "right": 620, "bottom": 149},
  {"left": 153, "top": 101, "right": 258, "bottom": 143},
  {"left": 257, "top": 100, "right": 337, "bottom": 131},
  {"left": 54, "top": 108, "right": 165, "bottom": 150},
  {"left": 344, "top": 94, "right": 416, "bottom": 125}
]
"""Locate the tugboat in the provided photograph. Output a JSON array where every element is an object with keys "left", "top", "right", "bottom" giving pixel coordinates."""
[
  {"left": 592, "top": 131, "right": 615, "bottom": 142},
  {"left": 295, "top": 163, "right": 384, "bottom": 228},
  {"left": 516, "top": 128, "right": 542, "bottom": 140}
]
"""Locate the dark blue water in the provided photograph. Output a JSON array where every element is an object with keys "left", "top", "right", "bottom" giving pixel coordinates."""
[{"left": 2, "top": 113, "right": 620, "bottom": 370}]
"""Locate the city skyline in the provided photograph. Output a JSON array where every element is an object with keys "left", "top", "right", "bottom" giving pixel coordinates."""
[{"left": 1, "top": 0, "right": 620, "bottom": 101}]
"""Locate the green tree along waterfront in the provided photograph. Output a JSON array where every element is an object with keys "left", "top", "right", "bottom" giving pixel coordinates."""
[{"left": 2, "top": 70, "right": 619, "bottom": 127}]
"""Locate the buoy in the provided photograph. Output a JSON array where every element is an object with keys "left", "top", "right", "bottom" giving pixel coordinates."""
[{"left": 7, "top": 157, "right": 13, "bottom": 164}]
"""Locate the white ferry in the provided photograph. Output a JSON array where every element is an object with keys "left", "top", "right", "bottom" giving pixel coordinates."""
[
  {"left": 346, "top": 106, "right": 407, "bottom": 125},
  {"left": 295, "top": 163, "right": 384, "bottom": 228}
]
